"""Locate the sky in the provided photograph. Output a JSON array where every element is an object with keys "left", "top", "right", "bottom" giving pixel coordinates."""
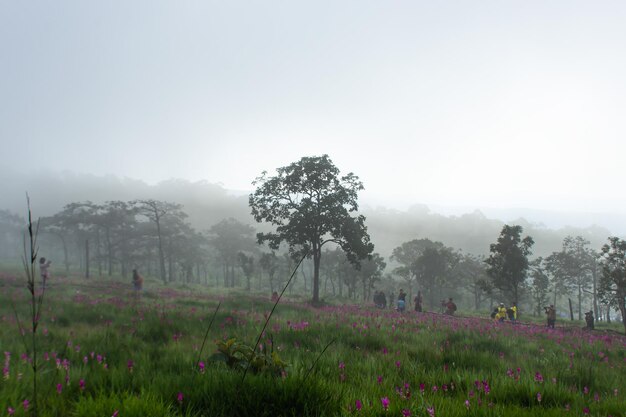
[{"left": 2, "top": 1, "right": 626, "bottom": 219}]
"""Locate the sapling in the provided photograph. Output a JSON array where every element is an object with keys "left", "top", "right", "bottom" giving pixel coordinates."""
[{"left": 9, "top": 195, "right": 46, "bottom": 416}]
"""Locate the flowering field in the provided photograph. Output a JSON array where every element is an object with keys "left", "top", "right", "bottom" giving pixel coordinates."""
[{"left": 1, "top": 273, "right": 624, "bottom": 417}]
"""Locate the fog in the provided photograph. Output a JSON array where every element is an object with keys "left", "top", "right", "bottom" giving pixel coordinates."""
[
  {"left": 0, "top": 169, "right": 616, "bottom": 260},
  {"left": 2, "top": 1, "right": 626, "bottom": 223}
]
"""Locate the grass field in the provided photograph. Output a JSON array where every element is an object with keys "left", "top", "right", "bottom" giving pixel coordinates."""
[{"left": 1, "top": 272, "right": 624, "bottom": 417}]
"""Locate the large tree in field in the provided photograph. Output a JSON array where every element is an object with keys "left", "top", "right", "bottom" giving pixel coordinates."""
[
  {"left": 485, "top": 225, "right": 534, "bottom": 305},
  {"left": 249, "top": 155, "right": 374, "bottom": 304},
  {"left": 599, "top": 237, "right": 626, "bottom": 334},
  {"left": 132, "top": 200, "right": 186, "bottom": 284}
]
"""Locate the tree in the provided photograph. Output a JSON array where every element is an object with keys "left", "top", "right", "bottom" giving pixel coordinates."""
[
  {"left": 529, "top": 258, "right": 551, "bottom": 316},
  {"left": 208, "top": 218, "right": 256, "bottom": 288},
  {"left": 544, "top": 251, "right": 574, "bottom": 307},
  {"left": 249, "top": 155, "right": 374, "bottom": 304},
  {"left": 562, "top": 236, "right": 594, "bottom": 320},
  {"left": 598, "top": 237, "right": 626, "bottom": 334},
  {"left": 259, "top": 252, "right": 280, "bottom": 293},
  {"left": 413, "top": 244, "right": 458, "bottom": 309},
  {"left": 391, "top": 239, "right": 457, "bottom": 309},
  {"left": 357, "top": 252, "right": 386, "bottom": 301},
  {"left": 390, "top": 240, "right": 429, "bottom": 296},
  {"left": 457, "top": 254, "right": 490, "bottom": 310},
  {"left": 133, "top": 200, "right": 186, "bottom": 284},
  {"left": 485, "top": 225, "right": 534, "bottom": 305},
  {"left": 238, "top": 252, "right": 256, "bottom": 291},
  {"left": 0, "top": 209, "right": 23, "bottom": 259}
]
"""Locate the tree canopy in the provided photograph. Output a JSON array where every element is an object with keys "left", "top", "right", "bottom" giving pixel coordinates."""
[
  {"left": 599, "top": 236, "right": 626, "bottom": 334},
  {"left": 485, "top": 225, "right": 534, "bottom": 305},
  {"left": 249, "top": 155, "right": 374, "bottom": 303}
]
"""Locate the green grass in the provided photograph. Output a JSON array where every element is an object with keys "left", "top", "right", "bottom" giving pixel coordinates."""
[{"left": 0, "top": 272, "right": 624, "bottom": 416}]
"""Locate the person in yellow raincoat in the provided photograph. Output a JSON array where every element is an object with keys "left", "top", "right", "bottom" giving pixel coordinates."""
[{"left": 495, "top": 303, "right": 507, "bottom": 322}]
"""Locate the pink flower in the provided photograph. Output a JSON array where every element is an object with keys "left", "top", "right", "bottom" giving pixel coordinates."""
[
  {"left": 177, "top": 392, "right": 184, "bottom": 404},
  {"left": 112, "top": 411, "right": 119, "bottom": 417},
  {"left": 536, "top": 392, "right": 542, "bottom": 403},
  {"left": 79, "top": 379, "right": 85, "bottom": 391},
  {"left": 464, "top": 399, "right": 470, "bottom": 409},
  {"left": 583, "top": 407, "right": 590, "bottom": 415},
  {"left": 7, "top": 407, "right": 15, "bottom": 415},
  {"left": 355, "top": 399, "right": 362, "bottom": 411},
  {"left": 377, "top": 375, "right": 383, "bottom": 384},
  {"left": 198, "top": 361, "right": 205, "bottom": 373},
  {"left": 534, "top": 372, "right": 543, "bottom": 383},
  {"left": 22, "top": 400, "right": 29, "bottom": 411},
  {"left": 127, "top": 360, "right": 134, "bottom": 372},
  {"left": 381, "top": 397, "right": 390, "bottom": 410},
  {"left": 338, "top": 362, "right": 345, "bottom": 370},
  {"left": 56, "top": 383, "right": 62, "bottom": 394},
  {"left": 402, "top": 409, "right": 411, "bottom": 416},
  {"left": 427, "top": 406, "right": 435, "bottom": 417},
  {"left": 395, "top": 360, "right": 401, "bottom": 369}
]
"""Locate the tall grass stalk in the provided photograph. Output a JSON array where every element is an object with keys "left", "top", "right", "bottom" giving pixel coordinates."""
[
  {"left": 14, "top": 195, "right": 44, "bottom": 416},
  {"left": 241, "top": 251, "right": 308, "bottom": 383}
]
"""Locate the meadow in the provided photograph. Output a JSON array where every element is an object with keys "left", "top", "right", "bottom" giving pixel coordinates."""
[{"left": 0, "top": 272, "right": 624, "bottom": 417}]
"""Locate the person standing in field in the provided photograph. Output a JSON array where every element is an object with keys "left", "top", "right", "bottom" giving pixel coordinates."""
[
  {"left": 414, "top": 290, "right": 423, "bottom": 312},
  {"left": 509, "top": 302, "right": 518, "bottom": 323},
  {"left": 585, "top": 310, "right": 595, "bottom": 330},
  {"left": 445, "top": 297, "right": 457, "bottom": 315},
  {"left": 39, "top": 257, "right": 52, "bottom": 288},
  {"left": 397, "top": 289, "right": 406, "bottom": 312},
  {"left": 545, "top": 305, "right": 556, "bottom": 328},
  {"left": 132, "top": 269, "right": 144, "bottom": 300}
]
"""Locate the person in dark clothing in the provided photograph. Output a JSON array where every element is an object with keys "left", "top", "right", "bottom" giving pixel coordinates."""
[
  {"left": 545, "top": 305, "right": 556, "bottom": 328},
  {"left": 414, "top": 291, "right": 423, "bottom": 312},
  {"left": 585, "top": 311, "right": 595, "bottom": 330},
  {"left": 445, "top": 298, "right": 457, "bottom": 316},
  {"left": 397, "top": 289, "right": 407, "bottom": 312}
]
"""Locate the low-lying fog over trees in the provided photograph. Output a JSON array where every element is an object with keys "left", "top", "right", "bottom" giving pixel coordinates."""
[{"left": 1, "top": 158, "right": 625, "bottom": 332}]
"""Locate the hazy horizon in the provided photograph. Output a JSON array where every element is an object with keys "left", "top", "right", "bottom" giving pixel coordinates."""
[
  {"left": 2, "top": 167, "right": 625, "bottom": 238},
  {"left": 2, "top": 1, "right": 625, "bottom": 223}
]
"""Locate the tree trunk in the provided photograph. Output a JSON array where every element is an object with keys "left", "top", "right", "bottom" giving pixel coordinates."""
[
  {"left": 167, "top": 238, "right": 174, "bottom": 283},
  {"left": 312, "top": 247, "right": 321, "bottom": 304},
  {"left": 592, "top": 267, "right": 598, "bottom": 319},
  {"left": 85, "top": 239, "right": 90, "bottom": 279},
  {"left": 568, "top": 298, "right": 574, "bottom": 321},
  {"left": 106, "top": 228, "right": 113, "bottom": 276},
  {"left": 96, "top": 228, "right": 102, "bottom": 277},
  {"left": 60, "top": 235, "right": 70, "bottom": 275},
  {"left": 578, "top": 285, "right": 582, "bottom": 320},
  {"left": 155, "top": 215, "right": 166, "bottom": 285}
]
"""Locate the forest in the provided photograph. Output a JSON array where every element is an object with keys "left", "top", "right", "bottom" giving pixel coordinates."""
[{"left": 1, "top": 157, "right": 624, "bottom": 330}]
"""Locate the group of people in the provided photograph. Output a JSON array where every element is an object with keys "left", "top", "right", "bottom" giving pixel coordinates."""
[
  {"left": 491, "top": 302, "right": 518, "bottom": 323},
  {"left": 373, "top": 290, "right": 388, "bottom": 309},
  {"left": 373, "top": 289, "right": 457, "bottom": 316}
]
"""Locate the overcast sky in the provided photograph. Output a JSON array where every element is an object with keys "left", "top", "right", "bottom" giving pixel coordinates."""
[{"left": 2, "top": 1, "right": 626, "bottom": 216}]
